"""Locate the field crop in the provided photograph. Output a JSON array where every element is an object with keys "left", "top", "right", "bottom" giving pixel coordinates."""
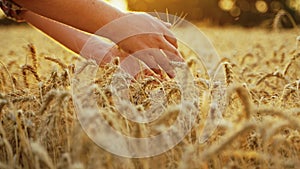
[{"left": 0, "top": 25, "right": 299, "bottom": 169}]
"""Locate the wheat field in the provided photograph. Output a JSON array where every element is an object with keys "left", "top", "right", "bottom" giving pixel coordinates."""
[{"left": 0, "top": 24, "right": 299, "bottom": 169}]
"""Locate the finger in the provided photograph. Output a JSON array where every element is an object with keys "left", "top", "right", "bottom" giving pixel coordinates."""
[
  {"left": 133, "top": 63, "right": 161, "bottom": 80},
  {"left": 163, "top": 34, "right": 178, "bottom": 49},
  {"left": 159, "top": 39, "right": 184, "bottom": 62},
  {"left": 151, "top": 50, "right": 175, "bottom": 78},
  {"left": 133, "top": 53, "right": 162, "bottom": 76},
  {"left": 109, "top": 45, "right": 128, "bottom": 60},
  {"left": 120, "top": 55, "right": 162, "bottom": 80},
  {"left": 119, "top": 55, "right": 155, "bottom": 77},
  {"left": 162, "top": 49, "right": 185, "bottom": 63},
  {"left": 100, "top": 45, "right": 127, "bottom": 67},
  {"left": 154, "top": 14, "right": 172, "bottom": 29},
  {"left": 141, "top": 69, "right": 159, "bottom": 78},
  {"left": 142, "top": 49, "right": 175, "bottom": 78},
  {"left": 120, "top": 55, "right": 142, "bottom": 77}
]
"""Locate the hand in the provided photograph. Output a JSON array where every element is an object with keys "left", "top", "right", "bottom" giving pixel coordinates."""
[
  {"left": 97, "top": 12, "right": 184, "bottom": 78},
  {"left": 81, "top": 37, "right": 159, "bottom": 79},
  {"left": 20, "top": 10, "right": 159, "bottom": 79},
  {"left": 9, "top": 0, "right": 184, "bottom": 78}
]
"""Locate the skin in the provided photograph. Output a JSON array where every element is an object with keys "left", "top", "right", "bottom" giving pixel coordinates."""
[
  {"left": 13, "top": 0, "right": 184, "bottom": 77},
  {"left": 20, "top": 11, "right": 159, "bottom": 78}
]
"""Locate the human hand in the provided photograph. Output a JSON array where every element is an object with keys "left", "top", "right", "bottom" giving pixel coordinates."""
[
  {"left": 96, "top": 12, "right": 184, "bottom": 78},
  {"left": 6, "top": 0, "right": 183, "bottom": 78},
  {"left": 19, "top": 10, "right": 159, "bottom": 79},
  {"left": 81, "top": 37, "right": 159, "bottom": 79}
]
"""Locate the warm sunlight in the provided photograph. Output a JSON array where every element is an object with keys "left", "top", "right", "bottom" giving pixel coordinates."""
[
  {"left": 255, "top": 0, "right": 268, "bottom": 13},
  {"left": 1, "top": 0, "right": 300, "bottom": 169},
  {"left": 288, "top": 0, "right": 300, "bottom": 11},
  {"left": 0, "top": 9, "right": 4, "bottom": 18},
  {"left": 218, "top": 0, "right": 235, "bottom": 11},
  {"left": 106, "top": 0, "right": 128, "bottom": 11}
]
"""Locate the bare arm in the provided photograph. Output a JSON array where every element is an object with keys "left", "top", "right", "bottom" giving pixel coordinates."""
[
  {"left": 14, "top": 0, "right": 125, "bottom": 33},
  {"left": 20, "top": 11, "right": 159, "bottom": 78},
  {"left": 13, "top": 0, "right": 184, "bottom": 77},
  {"left": 20, "top": 10, "right": 123, "bottom": 64}
]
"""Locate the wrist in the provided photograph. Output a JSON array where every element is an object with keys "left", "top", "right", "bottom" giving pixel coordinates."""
[
  {"left": 98, "top": 2, "right": 127, "bottom": 28},
  {"left": 96, "top": 12, "right": 147, "bottom": 43}
]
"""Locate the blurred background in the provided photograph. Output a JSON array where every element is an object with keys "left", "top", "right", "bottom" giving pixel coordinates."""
[
  {"left": 0, "top": 0, "right": 300, "bottom": 27},
  {"left": 125, "top": 0, "right": 300, "bottom": 27}
]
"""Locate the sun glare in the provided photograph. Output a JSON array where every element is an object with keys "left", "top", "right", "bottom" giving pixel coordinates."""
[
  {"left": 106, "top": 0, "right": 128, "bottom": 11},
  {"left": 288, "top": 0, "right": 300, "bottom": 11},
  {"left": 218, "top": 0, "right": 235, "bottom": 11},
  {"left": 256, "top": 0, "right": 268, "bottom": 13},
  {"left": 0, "top": 9, "right": 4, "bottom": 18}
]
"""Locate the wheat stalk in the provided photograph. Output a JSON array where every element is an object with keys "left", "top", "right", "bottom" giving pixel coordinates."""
[
  {"left": 227, "top": 86, "right": 253, "bottom": 120},
  {"left": 21, "top": 65, "right": 41, "bottom": 82},
  {"left": 0, "top": 72, "right": 5, "bottom": 91},
  {"left": 21, "top": 65, "right": 29, "bottom": 88},
  {"left": 38, "top": 90, "right": 57, "bottom": 114},
  {"left": 224, "top": 62, "right": 234, "bottom": 86},
  {"left": 0, "top": 60, "right": 15, "bottom": 91},
  {"left": 1, "top": 18, "right": 300, "bottom": 169},
  {"left": 30, "top": 142, "right": 55, "bottom": 169},
  {"left": 44, "top": 56, "right": 67, "bottom": 70},
  {"left": 0, "top": 122, "right": 14, "bottom": 167},
  {"left": 280, "top": 80, "right": 300, "bottom": 103},
  {"left": 11, "top": 96, "right": 35, "bottom": 103},
  {"left": 255, "top": 107, "right": 300, "bottom": 130},
  {"left": 27, "top": 43, "right": 38, "bottom": 70},
  {"left": 256, "top": 71, "right": 287, "bottom": 85},
  {"left": 202, "top": 121, "right": 256, "bottom": 160},
  {"left": 240, "top": 53, "right": 254, "bottom": 65},
  {"left": 283, "top": 53, "right": 300, "bottom": 75},
  {"left": 273, "top": 10, "right": 299, "bottom": 33},
  {"left": 6, "top": 60, "right": 17, "bottom": 70}
]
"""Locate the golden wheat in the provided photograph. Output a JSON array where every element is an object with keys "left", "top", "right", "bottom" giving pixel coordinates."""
[{"left": 0, "top": 25, "right": 299, "bottom": 169}]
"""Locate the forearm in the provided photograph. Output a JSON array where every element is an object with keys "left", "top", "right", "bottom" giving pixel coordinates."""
[
  {"left": 13, "top": 0, "right": 126, "bottom": 33},
  {"left": 20, "top": 10, "right": 116, "bottom": 65},
  {"left": 20, "top": 11, "right": 89, "bottom": 54}
]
